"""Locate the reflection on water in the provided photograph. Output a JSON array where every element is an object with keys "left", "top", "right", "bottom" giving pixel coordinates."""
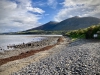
[{"left": 0, "top": 35, "right": 45, "bottom": 50}]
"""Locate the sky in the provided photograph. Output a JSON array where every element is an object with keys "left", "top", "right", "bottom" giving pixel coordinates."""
[{"left": 0, "top": 0, "right": 100, "bottom": 33}]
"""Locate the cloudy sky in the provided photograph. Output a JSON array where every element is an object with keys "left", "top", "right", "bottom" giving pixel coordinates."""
[{"left": 0, "top": 0, "right": 100, "bottom": 33}]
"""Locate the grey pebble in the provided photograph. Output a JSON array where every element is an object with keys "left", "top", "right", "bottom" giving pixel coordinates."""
[{"left": 11, "top": 39, "right": 100, "bottom": 75}]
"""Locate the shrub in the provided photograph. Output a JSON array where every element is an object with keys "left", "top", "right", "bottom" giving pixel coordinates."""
[{"left": 66, "top": 24, "right": 100, "bottom": 39}]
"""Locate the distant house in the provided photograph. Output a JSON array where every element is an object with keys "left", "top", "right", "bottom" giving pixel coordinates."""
[
  {"left": 86, "top": 29, "right": 100, "bottom": 39},
  {"left": 92, "top": 31, "right": 100, "bottom": 39},
  {"left": 97, "top": 31, "right": 100, "bottom": 39}
]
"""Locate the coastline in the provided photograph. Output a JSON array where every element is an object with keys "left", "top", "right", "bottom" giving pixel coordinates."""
[
  {"left": 0, "top": 36, "right": 66, "bottom": 75},
  {"left": 0, "top": 36, "right": 61, "bottom": 59},
  {"left": 12, "top": 39, "right": 100, "bottom": 75},
  {"left": 0, "top": 37, "right": 100, "bottom": 75}
]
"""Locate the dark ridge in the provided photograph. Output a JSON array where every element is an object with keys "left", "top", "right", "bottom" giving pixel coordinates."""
[
  {"left": 25, "top": 16, "right": 100, "bottom": 32},
  {"left": 27, "top": 21, "right": 59, "bottom": 31}
]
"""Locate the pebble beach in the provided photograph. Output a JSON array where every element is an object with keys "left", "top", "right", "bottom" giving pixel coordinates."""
[{"left": 0, "top": 37, "right": 100, "bottom": 75}]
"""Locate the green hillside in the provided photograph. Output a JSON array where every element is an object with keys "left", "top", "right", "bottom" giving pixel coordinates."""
[{"left": 65, "top": 24, "right": 100, "bottom": 39}]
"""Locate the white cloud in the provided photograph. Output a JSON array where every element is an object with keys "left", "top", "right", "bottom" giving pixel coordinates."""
[
  {"left": 47, "top": 0, "right": 58, "bottom": 9},
  {"left": 27, "top": 7, "right": 45, "bottom": 14},
  {"left": 54, "top": 0, "right": 100, "bottom": 22},
  {"left": 0, "top": 0, "right": 45, "bottom": 33}
]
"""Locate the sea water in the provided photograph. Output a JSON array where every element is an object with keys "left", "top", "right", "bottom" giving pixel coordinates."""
[
  {"left": 0, "top": 35, "right": 45, "bottom": 51},
  {"left": 0, "top": 35, "right": 62, "bottom": 52}
]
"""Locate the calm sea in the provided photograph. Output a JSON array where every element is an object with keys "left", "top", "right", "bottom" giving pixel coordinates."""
[
  {"left": 0, "top": 35, "right": 45, "bottom": 50},
  {"left": 0, "top": 35, "right": 62, "bottom": 51}
]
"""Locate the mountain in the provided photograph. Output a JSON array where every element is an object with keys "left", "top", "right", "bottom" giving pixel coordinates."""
[
  {"left": 27, "top": 16, "right": 100, "bottom": 31},
  {"left": 52, "top": 16, "right": 100, "bottom": 31},
  {"left": 27, "top": 21, "right": 59, "bottom": 31}
]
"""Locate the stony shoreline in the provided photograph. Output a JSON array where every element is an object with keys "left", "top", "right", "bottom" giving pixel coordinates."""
[
  {"left": 0, "top": 37, "right": 100, "bottom": 75},
  {"left": 0, "top": 36, "right": 65, "bottom": 75},
  {"left": 12, "top": 39, "right": 100, "bottom": 75},
  {"left": 0, "top": 36, "right": 61, "bottom": 59}
]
